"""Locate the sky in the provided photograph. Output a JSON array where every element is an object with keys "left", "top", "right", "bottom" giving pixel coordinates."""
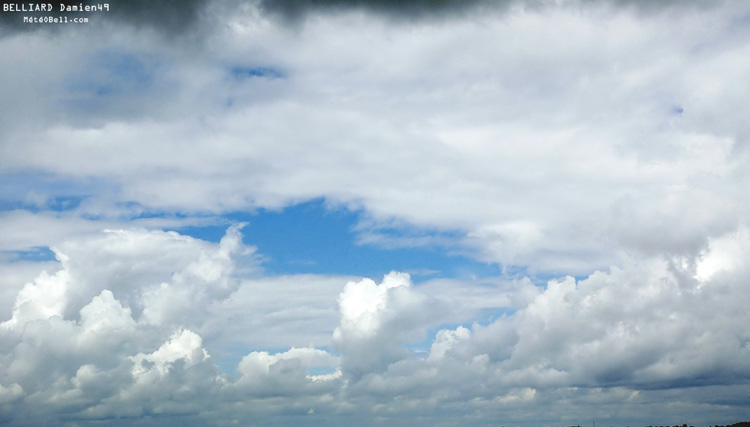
[{"left": 1, "top": 0, "right": 750, "bottom": 425}]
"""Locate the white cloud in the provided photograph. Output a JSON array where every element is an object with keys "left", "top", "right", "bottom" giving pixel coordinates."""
[
  {"left": 0, "top": 224, "right": 748, "bottom": 424},
  {"left": 428, "top": 326, "right": 471, "bottom": 362},
  {"left": 233, "top": 347, "right": 341, "bottom": 399},
  {"left": 130, "top": 329, "right": 209, "bottom": 377},
  {"left": 205, "top": 274, "right": 350, "bottom": 351},
  {"left": 696, "top": 226, "right": 750, "bottom": 281},
  {"left": 333, "top": 272, "right": 444, "bottom": 379},
  {"left": 2, "top": 2, "right": 749, "bottom": 275},
  {"left": 238, "top": 347, "right": 338, "bottom": 379},
  {"left": 0, "top": 259, "right": 60, "bottom": 325},
  {"left": 1, "top": 268, "right": 68, "bottom": 329}
]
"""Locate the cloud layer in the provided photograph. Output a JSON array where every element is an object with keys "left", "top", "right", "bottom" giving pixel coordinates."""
[
  {"left": 2, "top": 0, "right": 750, "bottom": 424},
  {"left": 3, "top": 0, "right": 749, "bottom": 274},
  {"left": 1, "top": 226, "right": 749, "bottom": 425}
]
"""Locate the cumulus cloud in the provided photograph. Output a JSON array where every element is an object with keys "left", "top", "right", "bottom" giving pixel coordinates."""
[
  {"left": 2, "top": 224, "right": 250, "bottom": 329},
  {"left": 333, "top": 272, "right": 444, "bottom": 379},
  {"left": 323, "top": 230, "right": 750, "bottom": 423},
  {"left": 428, "top": 325, "right": 471, "bottom": 362},
  {"left": 0, "top": 225, "right": 749, "bottom": 424},
  {"left": 234, "top": 347, "right": 340, "bottom": 398},
  {"left": 0, "top": 227, "right": 339, "bottom": 423}
]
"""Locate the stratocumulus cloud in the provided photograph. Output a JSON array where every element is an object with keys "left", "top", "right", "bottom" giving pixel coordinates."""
[{"left": 1, "top": 0, "right": 750, "bottom": 425}]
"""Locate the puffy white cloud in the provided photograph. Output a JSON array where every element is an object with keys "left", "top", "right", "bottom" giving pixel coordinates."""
[
  {"left": 0, "top": 223, "right": 748, "bottom": 424},
  {"left": 0, "top": 224, "right": 254, "bottom": 334},
  {"left": 338, "top": 226, "right": 750, "bottom": 416},
  {"left": 1, "top": 268, "right": 68, "bottom": 329},
  {"left": 428, "top": 326, "right": 471, "bottom": 362},
  {"left": 696, "top": 226, "right": 750, "bottom": 281},
  {"left": 130, "top": 329, "right": 209, "bottom": 377},
  {"left": 238, "top": 347, "right": 338, "bottom": 380},
  {"left": 0, "top": 259, "right": 59, "bottom": 319},
  {"left": 0, "top": 228, "right": 242, "bottom": 409},
  {"left": 232, "top": 347, "right": 341, "bottom": 400},
  {"left": 0, "top": 226, "right": 342, "bottom": 423},
  {"left": 72, "top": 329, "right": 222, "bottom": 421},
  {"left": 333, "top": 272, "right": 445, "bottom": 379}
]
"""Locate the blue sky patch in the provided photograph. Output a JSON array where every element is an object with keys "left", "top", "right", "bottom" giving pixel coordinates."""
[
  {"left": 230, "top": 66, "right": 285, "bottom": 80},
  {"left": 1, "top": 246, "right": 57, "bottom": 262},
  {"left": 0, "top": 172, "right": 94, "bottom": 212},
  {"left": 174, "top": 199, "right": 503, "bottom": 281}
]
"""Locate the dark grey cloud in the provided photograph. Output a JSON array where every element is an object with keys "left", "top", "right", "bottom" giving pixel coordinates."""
[
  {"left": 0, "top": 0, "right": 718, "bottom": 38},
  {"left": 0, "top": 0, "right": 521, "bottom": 37},
  {"left": 256, "top": 0, "right": 493, "bottom": 23},
  {"left": 104, "top": 0, "right": 209, "bottom": 33},
  {"left": 257, "top": 0, "right": 722, "bottom": 23},
  {"left": 0, "top": 0, "right": 210, "bottom": 37}
]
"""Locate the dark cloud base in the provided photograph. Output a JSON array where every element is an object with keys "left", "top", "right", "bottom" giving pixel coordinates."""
[
  {"left": 1, "top": 0, "right": 489, "bottom": 34},
  {"left": 0, "top": 0, "right": 208, "bottom": 36},
  {"left": 257, "top": 0, "right": 491, "bottom": 22},
  {"left": 0, "top": 0, "right": 716, "bottom": 37}
]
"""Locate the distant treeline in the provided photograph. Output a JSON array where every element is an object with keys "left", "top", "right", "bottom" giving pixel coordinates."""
[
  {"left": 646, "top": 423, "right": 749, "bottom": 427},
  {"left": 564, "top": 423, "right": 750, "bottom": 427}
]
